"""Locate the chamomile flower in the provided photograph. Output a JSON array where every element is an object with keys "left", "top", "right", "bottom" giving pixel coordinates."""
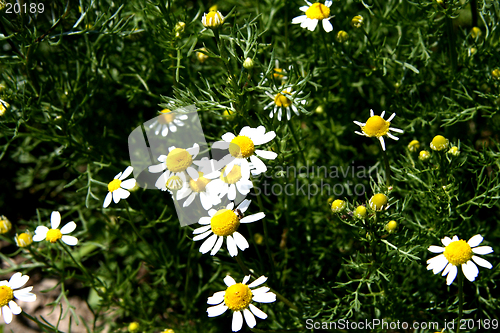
[
  {"left": 207, "top": 275, "right": 276, "bottom": 332},
  {"left": 202, "top": 10, "right": 224, "bottom": 29},
  {"left": 149, "top": 143, "right": 200, "bottom": 191},
  {"left": 176, "top": 172, "right": 221, "bottom": 210},
  {"left": 0, "top": 272, "right": 36, "bottom": 324},
  {"left": 103, "top": 166, "right": 137, "bottom": 208},
  {"left": 148, "top": 109, "right": 188, "bottom": 137},
  {"left": 292, "top": 1, "right": 333, "bottom": 33},
  {"left": 0, "top": 215, "right": 11, "bottom": 234},
  {"left": 212, "top": 126, "right": 277, "bottom": 176},
  {"left": 15, "top": 230, "right": 33, "bottom": 247},
  {"left": 264, "top": 86, "right": 307, "bottom": 121},
  {"left": 205, "top": 164, "right": 254, "bottom": 201},
  {"left": 353, "top": 109, "right": 404, "bottom": 151},
  {"left": 33, "top": 211, "right": 78, "bottom": 246},
  {"left": 192, "top": 200, "right": 265, "bottom": 257},
  {"left": 426, "top": 235, "right": 493, "bottom": 285}
]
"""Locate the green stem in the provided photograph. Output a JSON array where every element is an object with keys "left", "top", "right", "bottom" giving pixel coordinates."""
[
  {"left": 381, "top": 148, "right": 391, "bottom": 187},
  {"left": 22, "top": 308, "right": 65, "bottom": 332},
  {"left": 456, "top": 269, "right": 464, "bottom": 333},
  {"left": 60, "top": 242, "right": 105, "bottom": 289},
  {"left": 287, "top": 122, "right": 307, "bottom": 167}
]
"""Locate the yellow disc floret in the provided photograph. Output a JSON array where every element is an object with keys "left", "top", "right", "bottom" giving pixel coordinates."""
[
  {"left": 274, "top": 91, "right": 292, "bottom": 107},
  {"left": 166, "top": 148, "right": 193, "bottom": 172},
  {"left": 0, "top": 285, "right": 14, "bottom": 307},
  {"left": 189, "top": 172, "right": 210, "bottom": 192},
  {"left": 331, "top": 199, "right": 346, "bottom": 213},
  {"left": 369, "top": 193, "right": 388, "bottom": 211},
  {"left": 108, "top": 179, "right": 122, "bottom": 192},
  {"left": 362, "top": 116, "right": 390, "bottom": 137},
  {"left": 211, "top": 209, "right": 240, "bottom": 236},
  {"left": 221, "top": 165, "right": 243, "bottom": 184},
  {"left": 430, "top": 135, "right": 449, "bottom": 151},
  {"left": 229, "top": 136, "right": 255, "bottom": 159},
  {"left": 224, "top": 283, "right": 253, "bottom": 311},
  {"left": 158, "top": 109, "right": 175, "bottom": 124},
  {"left": 305, "top": 3, "right": 330, "bottom": 20},
  {"left": 354, "top": 205, "right": 367, "bottom": 219},
  {"left": 46, "top": 228, "right": 63, "bottom": 243},
  {"left": 444, "top": 240, "right": 473, "bottom": 266}
]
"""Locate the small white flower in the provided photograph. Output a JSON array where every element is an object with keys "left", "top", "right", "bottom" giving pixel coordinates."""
[
  {"left": 207, "top": 275, "right": 276, "bottom": 332},
  {"left": 193, "top": 200, "right": 265, "bottom": 257},
  {"left": 353, "top": 109, "right": 404, "bottom": 151},
  {"left": 0, "top": 272, "right": 36, "bottom": 324},
  {"left": 148, "top": 109, "right": 188, "bottom": 137},
  {"left": 426, "top": 234, "right": 493, "bottom": 285},
  {"left": 33, "top": 211, "right": 78, "bottom": 246},
  {"left": 292, "top": 1, "right": 333, "bottom": 33},
  {"left": 176, "top": 171, "right": 222, "bottom": 210},
  {"left": 103, "top": 166, "right": 137, "bottom": 208},
  {"left": 264, "top": 86, "right": 307, "bottom": 121},
  {"left": 205, "top": 164, "right": 253, "bottom": 201}
]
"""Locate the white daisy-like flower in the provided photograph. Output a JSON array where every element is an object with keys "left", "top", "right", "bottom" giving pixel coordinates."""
[
  {"left": 0, "top": 272, "right": 36, "bottom": 324},
  {"left": 264, "top": 86, "right": 307, "bottom": 121},
  {"left": 207, "top": 275, "right": 276, "bottom": 332},
  {"left": 149, "top": 143, "right": 200, "bottom": 191},
  {"left": 148, "top": 109, "right": 188, "bottom": 137},
  {"left": 212, "top": 126, "right": 277, "bottom": 176},
  {"left": 202, "top": 10, "right": 224, "bottom": 28},
  {"left": 32, "top": 211, "right": 78, "bottom": 246},
  {"left": 192, "top": 200, "right": 265, "bottom": 257},
  {"left": 176, "top": 171, "right": 222, "bottom": 210},
  {"left": 205, "top": 164, "right": 253, "bottom": 201},
  {"left": 353, "top": 109, "right": 404, "bottom": 151},
  {"left": 426, "top": 234, "right": 493, "bottom": 285},
  {"left": 292, "top": 1, "right": 333, "bottom": 33},
  {"left": 103, "top": 166, "right": 137, "bottom": 208}
]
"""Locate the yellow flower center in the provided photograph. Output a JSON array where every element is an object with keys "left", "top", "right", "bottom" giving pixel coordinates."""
[
  {"left": 386, "top": 220, "right": 398, "bottom": 233},
  {"left": 0, "top": 285, "right": 14, "bottom": 307},
  {"left": 274, "top": 91, "right": 292, "bottom": 107},
  {"left": 166, "top": 148, "right": 193, "bottom": 172},
  {"left": 108, "top": 179, "right": 122, "bottom": 192},
  {"left": 331, "top": 199, "right": 346, "bottom": 213},
  {"left": 158, "top": 109, "right": 175, "bottom": 124},
  {"left": 443, "top": 240, "right": 473, "bottom": 266},
  {"left": 189, "top": 172, "right": 210, "bottom": 192},
  {"left": 224, "top": 283, "right": 253, "bottom": 311},
  {"left": 430, "top": 135, "right": 449, "bottom": 151},
  {"left": 362, "top": 116, "right": 390, "bottom": 137},
  {"left": 210, "top": 209, "right": 240, "bottom": 236},
  {"left": 370, "top": 193, "right": 388, "bottom": 210},
  {"left": 305, "top": 3, "right": 330, "bottom": 20},
  {"left": 46, "top": 228, "right": 63, "bottom": 243},
  {"left": 229, "top": 136, "right": 255, "bottom": 159},
  {"left": 16, "top": 232, "right": 33, "bottom": 247},
  {"left": 166, "top": 175, "right": 183, "bottom": 190},
  {"left": 273, "top": 68, "right": 285, "bottom": 80},
  {"left": 220, "top": 165, "right": 243, "bottom": 184},
  {"left": 204, "top": 11, "right": 224, "bottom": 27}
]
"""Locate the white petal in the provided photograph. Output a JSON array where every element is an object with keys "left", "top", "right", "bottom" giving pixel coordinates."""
[
  {"left": 369, "top": 109, "right": 374, "bottom": 117},
  {"left": 193, "top": 225, "right": 212, "bottom": 235},
  {"left": 207, "top": 291, "right": 225, "bottom": 305},
  {"left": 227, "top": 202, "right": 235, "bottom": 210},
  {"left": 60, "top": 222, "right": 76, "bottom": 234},
  {"left": 252, "top": 292, "right": 276, "bottom": 303},
  {"left": 33, "top": 226, "right": 49, "bottom": 241},
  {"left": 187, "top": 167, "right": 199, "bottom": 181},
  {"left": 232, "top": 311, "right": 244, "bottom": 332},
  {"left": 292, "top": 15, "right": 307, "bottom": 24},
  {"left": 446, "top": 265, "right": 458, "bottom": 285},
  {"left": 241, "top": 212, "right": 265, "bottom": 224},
  {"left": 14, "top": 291, "right": 36, "bottom": 302},
  {"left": 248, "top": 276, "right": 267, "bottom": 288},
  {"left": 380, "top": 111, "right": 386, "bottom": 118},
  {"left": 467, "top": 234, "right": 483, "bottom": 247},
  {"left": 236, "top": 199, "right": 251, "bottom": 213},
  {"left": 325, "top": 0, "right": 332, "bottom": 7},
  {"left": 114, "top": 171, "right": 122, "bottom": 179},
  {"left": 428, "top": 246, "right": 445, "bottom": 253},
  {"left": 103, "top": 192, "right": 112, "bottom": 208},
  {"left": 200, "top": 192, "right": 214, "bottom": 210},
  {"left": 182, "top": 192, "right": 197, "bottom": 208},
  {"left": 169, "top": 122, "right": 177, "bottom": 133},
  {"left": 51, "top": 211, "right": 61, "bottom": 229},
  {"left": 121, "top": 179, "right": 136, "bottom": 190},
  {"left": 307, "top": 19, "right": 319, "bottom": 31},
  {"left": 232, "top": 232, "right": 249, "bottom": 251},
  {"left": 2, "top": 305, "right": 13, "bottom": 324},
  {"left": 228, "top": 184, "right": 237, "bottom": 201},
  {"left": 177, "top": 187, "right": 192, "bottom": 200},
  {"left": 62, "top": 236, "right": 78, "bottom": 246},
  {"left": 322, "top": 19, "right": 333, "bottom": 32},
  {"left": 472, "top": 255, "right": 493, "bottom": 269},
  {"left": 120, "top": 166, "right": 134, "bottom": 180},
  {"left": 187, "top": 143, "right": 200, "bottom": 158},
  {"left": 199, "top": 216, "right": 212, "bottom": 225},
  {"left": 249, "top": 155, "right": 267, "bottom": 175},
  {"left": 193, "top": 230, "right": 213, "bottom": 241},
  {"left": 211, "top": 141, "right": 230, "bottom": 150},
  {"left": 200, "top": 234, "right": 218, "bottom": 254},
  {"left": 207, "top": 303, "right": 228, "bottom": 317},
  {"left": 161, "top": 124, "right": 169, "bottom": 137},
  {"left": 441, "top": 263, "right": 453, "bottom": 276},
  {"left": 8, "top": 300, "right": 22, "bottom": 315},
  {"left": 249, "top": 304, "right": 267, "bottom": 319},
  {"left": 472, "top": 246, "right": 494, "bottom": 255},
  {"left": 386, "top": 133, "right": 399, "bottom": 141},
  {"left": 426, "top": 254, "right": 448, "bottom": 274},
  {"left": 387, "top": 113, "right": 396, "bottom": 121},
  {"left": 242, "top": 275, "right": 251, "bottom": 285},
  {"left": 241, "top": 162, "right": 251, "bottom": 180},
  {"left": 378, "top": 136, "right": 386, "bottom": 151},
  {"left": 224, "top": 275, "right": 237, "bottom": 287},
  {"left": 208, "top": 209, "right": 217, "bottom": 217},
  {"left": 451, "top": 235, "right": 459, "bottom": 242},
  {"left": 253, "top": 131, "right": 276, "bottom": 145},
  {"left": 255, "top": 150, "right": 277, "bottom": 160},
  {"left": 243, "top": 308, "right": 256, "bottom": 328},
  {"left": 236, "top": 181, "right": 252, "bottom": 195},
  {"left": 149, "top": 163, "right": 166, "bottom": 173},
  {"left": 114, "top": 188, "right": 130, "bottom": 201},
  {"left": 8, "top": 273, "right": 28, "bottom": 289},
  {"left": 462, "top": 261, "right": 479, "bottom": 282},
  {"left": 226, "top": 235, "right": 239, "bottom": 257},
  {"left": 441, "top": 237, "right": 453, "bottom": 246},
  {"left": 210, "top": 236, "right": 224, "bottom": 255},
  {"left": 222, "top": 132, "right": 236, "bottom": 142},
  {"left": 389, "top": 127, "right": 404, "bottom": 133}
]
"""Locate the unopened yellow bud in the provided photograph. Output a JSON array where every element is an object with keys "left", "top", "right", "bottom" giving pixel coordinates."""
[
  {"left": 336, "top": 30, "right": 349, "bottom": 43},
  {"left": 351, "top": 15, "right": 364, "bottom": 28}
]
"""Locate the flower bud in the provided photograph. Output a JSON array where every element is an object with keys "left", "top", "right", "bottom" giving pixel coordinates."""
[
  {"left": 369, "top": 193, "right": 388, "bottom": 211},
  {"left": 243, "top": 57, "right": 254, "bottom": 69},
  {"left": 385, "top": 220, "right": 398, "bottom": 233},
  {"left": 202, "top": 10, "right": 224, "bottom": 29},
  {"left": 419, "top": 150, "right": 431, "bottom": 161},
  {"left": 336, "top": 30, "right": 349, "bottom": 43},
  {"left": 447, "top": 146, "right": 460, "bottom": 156},
  {"left": 354, "top": 205, "right": 367, "bottom": 219},
  {"left": 0, "top": 215, "right": 11, "bottom": 234},
  {"left": 430, "top": 135, "right": 449, "bottom": 151},
  {"left": 408, "top": 140, "right": 420, "bottom": 153},
  {"left": 331, "top": 199, "right": 347, "bottom": 213},
  {"left": 351, "top": 15, "right": 364, "bottom": 28}
]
